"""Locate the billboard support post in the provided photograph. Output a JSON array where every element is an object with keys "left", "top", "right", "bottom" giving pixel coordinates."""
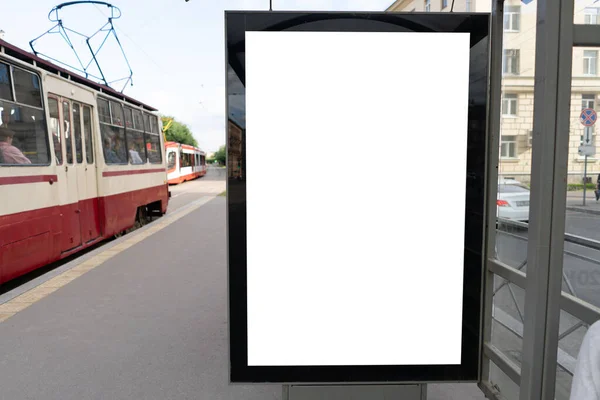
[{"left": 282, "top": 384, "right": 427, "bottom": 400}]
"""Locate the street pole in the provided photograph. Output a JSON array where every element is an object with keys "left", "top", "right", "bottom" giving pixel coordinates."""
[{"left": 584, "top": 155, "right": 588, "bottom": 206}]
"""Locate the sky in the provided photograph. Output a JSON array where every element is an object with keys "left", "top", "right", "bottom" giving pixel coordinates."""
[{"left": 0, "top": 0, "right": 394, "bottom": 152}]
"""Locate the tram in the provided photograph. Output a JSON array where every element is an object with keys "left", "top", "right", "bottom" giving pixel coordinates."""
[
  {"left": 165, "top": 141, "right": 207, "bottom": 185},
  {"left": 0, "top": 39, "right": 170, "bottom": 285}
]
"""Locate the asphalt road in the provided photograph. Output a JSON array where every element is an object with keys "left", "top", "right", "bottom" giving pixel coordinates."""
[
  {"left": 496, "top": 210, "right": 600, "bottom": 309},
  {"left": 168, "top": 165, "right": 227, "bottom": 212},
  {"left": 493, "top": 209, "right": 600, "bottom": 399}
]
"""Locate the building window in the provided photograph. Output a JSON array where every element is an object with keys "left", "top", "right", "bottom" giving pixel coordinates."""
[
  {"left": 501, "top": 136, "right": 517, "bottom": 159},
  {"left": 502, "top": 93, "right": 518, "bottom": 116},
  {"left": 582, "top": 94, "right": 595, "bottom": 110},
  {"left": 503, "top": 49, "right": 520, "bottom": 75},
  {"left": 585, "top": 8, "right": 600, "bottom": 25},
  {"left": 442, "top": 0, "right": 448, "bottom": 8},
  {"left": 504, "top": 6, "right": 521, "bottom": 31},
  {"left": 584, "top": 50, "right": 598, "bottom": 75},
  {"left": 425, "top": 0, "right": 430, "bottom": 12},
  {"left": 466, "top": 0, "right": 471, "bottom": 11}
]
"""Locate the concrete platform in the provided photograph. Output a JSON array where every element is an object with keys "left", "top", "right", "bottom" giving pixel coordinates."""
[{"left": 0, "top": 195, "right": 485, "bottom": 400}]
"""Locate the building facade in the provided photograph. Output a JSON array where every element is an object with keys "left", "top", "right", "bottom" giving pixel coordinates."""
[{"left": 387, "top": 0, "right": 600, "bottom": 184}]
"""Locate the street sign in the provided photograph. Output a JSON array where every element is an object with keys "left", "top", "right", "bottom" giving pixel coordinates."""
[
  {"left": 580, "top": 108, "right": 597, "bottom": 127},
  {"left": 584, "top": 125, "right": 594, "bottom": 145},
  {"left": 579, "top": 145, "right": 596, "bottom": 157}
]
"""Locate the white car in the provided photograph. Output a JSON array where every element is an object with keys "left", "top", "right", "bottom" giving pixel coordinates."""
[{"left": 497, "top": 179, "right": 530, "bottom": 223}]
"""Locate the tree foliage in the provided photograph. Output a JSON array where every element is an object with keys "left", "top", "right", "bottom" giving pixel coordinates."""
[
  {"left": 162, "top": 116, "right": 198, "bottom": 147},
  {"left": 214, "top": 145, "right": 226, "bottom": 165}
]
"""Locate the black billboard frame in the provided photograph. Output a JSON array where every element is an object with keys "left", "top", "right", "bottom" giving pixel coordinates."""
[{"left": 226, "top": 10, "right": 490, "bottom": 385}]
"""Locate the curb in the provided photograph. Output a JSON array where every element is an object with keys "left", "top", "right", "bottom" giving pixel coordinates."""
[{"left": 566, "top": 206, "right": 600, "bottom": 216}]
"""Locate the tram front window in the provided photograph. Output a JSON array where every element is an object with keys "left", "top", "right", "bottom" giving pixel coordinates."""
[{"left": 167, "top": 151, "right": 176, "bottom": 169}]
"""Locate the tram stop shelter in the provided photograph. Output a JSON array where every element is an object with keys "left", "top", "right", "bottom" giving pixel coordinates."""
[{"left": 225, "top": 1, "right": 600, "bottom": 400}]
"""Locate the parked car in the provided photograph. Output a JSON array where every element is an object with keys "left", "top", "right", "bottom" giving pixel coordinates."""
[{"left": 497, "top": 179, "right": 530, "bottom": 223}]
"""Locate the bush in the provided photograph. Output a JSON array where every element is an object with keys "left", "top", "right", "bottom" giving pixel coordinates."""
[{"left": 567, "top": 183, "right": 597, "bottom": 191}]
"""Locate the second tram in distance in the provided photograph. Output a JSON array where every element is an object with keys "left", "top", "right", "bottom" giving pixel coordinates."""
[{"left": 165, "top": 141, "right": 207, "bottom": 185}]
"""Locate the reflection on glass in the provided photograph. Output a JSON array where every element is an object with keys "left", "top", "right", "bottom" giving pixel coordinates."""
[
  {"left": 0, "top": 62, "right": 13, "bottom": 101},
  {"left": 63, "top": 101, "right": 73, "bottom": 164},
  {"left": 73, "top": 103, "right": 83, "bottom": 164},
  {"left": 48, "top": 97, "right": 62, "bottom": 165},
  {"left": 83, "top": 106, "right": 93, "bottom": 164}
]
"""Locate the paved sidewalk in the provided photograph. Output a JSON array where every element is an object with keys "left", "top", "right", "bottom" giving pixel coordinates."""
[
  {"left": 0, "top": 196, "right": 487, "bottom": 400},
  {"left": 567, "top": 190, "right": 600, "bottom": 214}
]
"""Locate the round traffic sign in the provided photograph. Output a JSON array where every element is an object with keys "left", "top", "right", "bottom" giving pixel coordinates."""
[{"left": 580, "top": 108, "right": 597, "bottom": 127}]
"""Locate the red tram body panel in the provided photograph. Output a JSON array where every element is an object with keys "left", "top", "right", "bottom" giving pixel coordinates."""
[{"left": 0, "top": 39, "right": 169, "bottom": 285}]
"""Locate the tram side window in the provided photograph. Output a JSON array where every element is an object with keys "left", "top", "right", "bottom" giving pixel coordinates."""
[
  {"left": 83, "top": 106, "right": 93, "bottom": 164},
  {"left": 72, "top": 103, "right": 83, "bottom": 163},
  {"left": 13, "top": 67, "right": 42, "bottom": 108},
  {"left": 144, "top": 113, "right": 162, "bottom": 164},
  {"left": 0, "top": 63, "right": 49, "bottom": 166},
  {"left": 98, "top": 98, "right": 127, "bottom": 165},
  {"left": 124, "top": 106, "right": 146, "bottom": 164},
  {"left": 132, "top": 109, "right": 144, "bottom": 131},
  {"left": 97, "top": 98, "right": 111, "bottom": 124},
  {"left": 0, "top": 63, "right": 12, "bottom": 101},
  {"left": 180, "top": 152, "right": 189, "bottom": 168},
  {"left": 201, "top": 154, "right": 205, "bottom": 166},
  {"left": 110, "top": 100, "right": 124, "bottom": 127},
  {"left": 0, "top": 100, "right": 49, "bottom": 165},
  {"left": 48, "top": 97, "right": 62, "bottom": 165}
]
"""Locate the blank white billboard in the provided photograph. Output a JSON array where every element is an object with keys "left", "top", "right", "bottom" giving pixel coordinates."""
[{"left": 245, "top": 31, "right": 471, "bottom": 367}]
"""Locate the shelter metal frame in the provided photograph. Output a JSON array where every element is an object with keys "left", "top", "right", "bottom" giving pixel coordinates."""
[{"left": 479, "top": 1, "right": 600, "bottom": 399}]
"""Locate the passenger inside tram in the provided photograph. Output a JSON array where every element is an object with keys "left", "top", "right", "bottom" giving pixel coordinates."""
[
  {"left": 129, "top": 142, "right": 143, "bottom": 164},
  {"left": 113, "top": 135, "right": 127, "bottom": 162},
  {"left": 102, "top": 137, "right": 120, "bottom": 164},
  {"left": 0, "top": 126, "right": 31, "bottom": 164}
]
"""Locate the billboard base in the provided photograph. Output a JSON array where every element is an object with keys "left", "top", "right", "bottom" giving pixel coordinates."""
[{"left": 283, "top": 384, "right": 426, "bottom": 400}]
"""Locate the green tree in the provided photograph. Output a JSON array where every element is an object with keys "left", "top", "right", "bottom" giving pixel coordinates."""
[
  {"left": 162, "top": 116, "right": 198, "bottom": 147},
  {"left": 214, "top": 145, "right": 226, "bottom": 165}
]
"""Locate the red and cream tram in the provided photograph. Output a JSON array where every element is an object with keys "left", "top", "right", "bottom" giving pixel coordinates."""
[
  {"left": 0, "top": 39, "right": 170, "bottom": 285},
  {"left": 165, "top": 141, "right": 207, "bottom": 185}
]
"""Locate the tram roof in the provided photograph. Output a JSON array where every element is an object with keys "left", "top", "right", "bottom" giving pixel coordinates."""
[{"left": 0, "top": 39, "right": 158, "bottom": 112}]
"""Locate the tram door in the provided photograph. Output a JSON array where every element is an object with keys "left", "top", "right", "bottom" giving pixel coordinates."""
[
  {"left": 55, "top": 97, "right": 101, "bottom": 251},
  {"left": 72, "top": 101, "right": 100, "bottom": 243},
  {"left": 57, "top": 98, "right": 83, "bottom": 251}
]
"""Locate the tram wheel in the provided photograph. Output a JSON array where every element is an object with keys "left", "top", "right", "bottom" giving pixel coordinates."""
[
  {"left": 131, "top": 206, "right": 150, "bottom": 231},
  {"left": 138, "top": 206, "right": 150, "bottom": 227}
]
